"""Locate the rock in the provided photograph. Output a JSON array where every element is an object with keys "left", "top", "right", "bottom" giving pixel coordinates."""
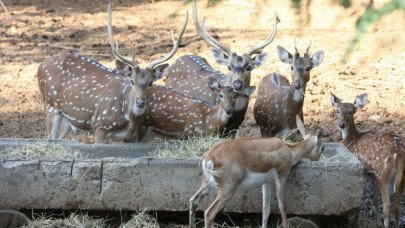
[
  {"left": 369, "top": 115, "right": 381, "bottom": 121},
  {"left": 0, "top": 209, "right": 29, "bottom": 228},
  {"left": 287, "top": 217, "right": 318, "bottom": 228}
]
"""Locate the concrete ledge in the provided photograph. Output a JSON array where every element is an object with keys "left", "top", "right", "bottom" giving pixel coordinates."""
[
  {"left": 0, "top": 142, "right": 364, "bottom": 215},
  {"left": 0, "top": 138, "right": 161, "bottom": 159}
]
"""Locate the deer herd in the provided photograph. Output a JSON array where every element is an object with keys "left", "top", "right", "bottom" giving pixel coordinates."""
[{"left": 35, "top": 1, "right": 404, "bottom": 228}]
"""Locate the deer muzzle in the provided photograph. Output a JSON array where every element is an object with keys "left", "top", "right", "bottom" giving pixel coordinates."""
[
  {"left": 136, "top": 98, "right": 146, "bottom": 108},
  {"left": 293, "top": 81, "right": 302, "bottom": 90},
  {"left": 225, "top": 106, "right": 233, "bottom": 116},
  {"left": 338, "top": 122, "right": 346, "bottom": 130},
  {"left": 232, "top": 79, "right": 244, "bottom": 92}
]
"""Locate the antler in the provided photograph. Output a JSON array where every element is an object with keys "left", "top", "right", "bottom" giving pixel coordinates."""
[
  {"left": 193, "top": 0, "right": 233, "bottom": 56},
  {"left": 107, "top": 3, "right": 139, "bottom": 70},
  {"left": 293, "top": 39, "right": 299, "bottom": 54},
  {"left": 306, "top": 39, "right": 312, "bottom": 54},
  {"left": 245, "top": 11, "right": 278, "bottom": 56},
  {"left": 147, "top": 10, "right": 188, "bottom": 69}
]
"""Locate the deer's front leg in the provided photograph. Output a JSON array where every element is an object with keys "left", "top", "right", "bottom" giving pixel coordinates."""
[
  {"left": 262, "top": 183, "right": 272, "bottom": 228},
  {"left": 95, "top": 128, "right": 108, "bottom": 143}
]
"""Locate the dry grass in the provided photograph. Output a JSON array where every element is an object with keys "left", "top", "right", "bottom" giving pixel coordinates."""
[
  {"left": 0, "top": 140, "right": 83, "bottom": 158},
  {"left": 151, "top": 133, "right": 237, "bottom": 158},
  {"left": 24, "top": 212, "right": 108, "bottom": 228}
]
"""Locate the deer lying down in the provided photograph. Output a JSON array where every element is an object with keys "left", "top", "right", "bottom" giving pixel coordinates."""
[
  {"left": 189, "top": 115, "right": 324, "bottom": 228},
  {"left": 37, "top": 3, "right": 188, "bottom": 143},
  {"left": 137, "top": 77, "right": 256, "bottom": 142}
]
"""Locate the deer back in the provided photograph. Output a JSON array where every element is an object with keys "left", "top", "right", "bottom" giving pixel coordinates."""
[
  {"left": 37, "top": 53, "right": 148, "bottom": 133},
  {"left": 165, "top": 54, "right": 228, "bottom": 104}
]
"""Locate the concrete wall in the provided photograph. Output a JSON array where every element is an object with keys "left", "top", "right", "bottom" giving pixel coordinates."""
[{"left": 0, "top": 142, "right": 364, "bottom": 215}]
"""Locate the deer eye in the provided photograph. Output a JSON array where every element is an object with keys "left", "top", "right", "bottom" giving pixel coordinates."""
[
  {"left": 246, "top": 66, "right": 252, "bottom": 71},
  {"left": 149, "top": 80, "right": 153, "bottom": 87},
  {"left": 130, "top": 79, "right": 135, "bottom": 85},
  {"left": 306, "top": 67, "right": 311, "bottom": 71},
  {"left": 337, "top": 109, "right": 340, "bottom": 114},
  {"left": 219, "top": 94, "right": 223, "bottom": 98},
  {"left": 349, "top": 111, "right": 353, "bottom": 115},
  {"left": 291, "top": 66, "right": 293, "bottom": 70},
  {"left": 234, "top": 95, "right": 238, "bottom": 98}
]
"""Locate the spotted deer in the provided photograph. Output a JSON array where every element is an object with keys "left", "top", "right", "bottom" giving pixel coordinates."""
[
  {"left": 331, "top": 92, "right": 405, "bottom": 228},
  {"left": 137, "top": 77, "right": 256, "bottom": 142},
  {"left": 189, "top": 115, "right": 324, "bottom": 228},
  {"left": 254, "top": 41, "right": 324, "bottom": 140},
  {"left": 165, "top": 0, "right": 277, "bottom": 136},
  {"left": 37, "top": 3, "right": 188, "bottom": 143}
]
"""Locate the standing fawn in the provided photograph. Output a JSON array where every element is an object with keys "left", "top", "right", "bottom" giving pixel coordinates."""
[
  {"left": 254, "top": 41, "right": 324, "bottom": 140},
  {"left": 165, "top": 0, "right": 277, "bottom": 136},
  {"left": 330, "top": 92, "right": 405, "bottom": 228},
  {"left": 137, "top": 77, "right": 256, "bottom": 142},
  {"left": 189, "top": 115, "right": 324, "bottom": 228},
  {"left": 37, "top": 3, "right": 187, "bottom": 143}
]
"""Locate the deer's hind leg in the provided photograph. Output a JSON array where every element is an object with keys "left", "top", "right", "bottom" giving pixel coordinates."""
[{"left": 190, "top": 177, "right": 212, "bottom": 228}]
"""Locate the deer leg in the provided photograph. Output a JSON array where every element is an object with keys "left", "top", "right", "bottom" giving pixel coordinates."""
[
  {"left": 276, "top": 176, "right": 288, "bottom": 228},
  {"left": 190, "top": 177, "right": 211, "bottom": 228},
  {"left": 204, "top": 188, "right": 237, "bottom": 228},
  {"left": 262, "top": 183, "right": 272, "bottom": 228},
  {"left": 95, "top": 128, "right": 108, "bottom": 143},
  {"left": 57, "top": 117, "right": 72, "bottom": 139},
  {"left": 377, "top": 180, "right": 391, "bottom": 228},
  {"left": 394, "top": 178, "right": 405, "bottom": 228},
  {"left": 373, "top": 180, "right": 383, "bottom": 228},
  {"left": 48, "top": 113, "right": 63, "bottom": 139}
]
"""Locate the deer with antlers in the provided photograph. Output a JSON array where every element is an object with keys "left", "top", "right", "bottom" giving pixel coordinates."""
[
  {"left": 330, "top": 92, "right": 405, "bottom": 228},
  {"left": 165, "top": 0, "right": 277, "bottom": 137},
  {"left": 37, "top": 3, "right": 188, "bottom": 143},
  {"left": 254, "top": 41, "right": 324, "bottom": 140},
  {"left": 189, "top": 115, "right": 324, "bottom": 228},
  {"left": 137, "top": 77, "right": 256, "bottom": 142}
]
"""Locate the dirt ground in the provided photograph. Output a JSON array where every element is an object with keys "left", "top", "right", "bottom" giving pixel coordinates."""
[{"left": 0, "top": 0, "right": 405, "bottom": 144}]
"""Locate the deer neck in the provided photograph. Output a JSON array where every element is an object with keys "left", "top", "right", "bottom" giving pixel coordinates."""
[
  {"left": 288, "top": 138, "right": 315, "bottom": 165},
  {"left": 341, "top": 123, "right": 362, "bottom": 151},
  {"left": 207, "top": 105, "right": 229, "bottom": 132},
  {"left": 283, "top": 84, "right": 305, "bottom": 113}
]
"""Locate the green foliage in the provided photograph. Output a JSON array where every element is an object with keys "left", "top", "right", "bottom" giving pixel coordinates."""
[{"left": 346, "top": 0, "right": 405, "bottom": 56}]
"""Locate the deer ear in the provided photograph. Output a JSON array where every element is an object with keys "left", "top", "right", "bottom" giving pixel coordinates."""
[
  {"left": 252, "top": 53, "right": 268, "bottom": 68},
  {"left": 311, "top": 51, "right": 324, "bottom": 67},
  {"left": 277, "top": 46, "right": 292, "bottom": 65},
  {"left": 116, "top": 59, "right": 131, "bottom": 76},
  {"left": 330, "top": 91, "right": 341, "bottom": 108},
  {"left": 207, "top": 77, "right": 220, "bottom": 92},
  {"left": 296, "top": 114, "right": 307, "bottom": 139},
  {"left": 317, "top": 127, "right": 324, "bottom": 141},
  {"left": 241, "top": 86, "right": 256, "bottom": 97},
  {"left": 354, "top": 93, "right": 368, "bottom": 112},
  {"left": 153, "top": 64, "right": 169, "bottom": 80},
  {"left": 211, "top": 48, "right": 228, "bottom": 66}
]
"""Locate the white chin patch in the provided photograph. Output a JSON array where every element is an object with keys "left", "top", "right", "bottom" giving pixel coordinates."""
[
  {"left": 293, "top": 89, "right": 303, "bottom": 102},
  {"left": 221, "top": 111, "right": 231, "bottom": 124},
  {"left": 133, "top": 106, "right": 147, "bottom": 116}
]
